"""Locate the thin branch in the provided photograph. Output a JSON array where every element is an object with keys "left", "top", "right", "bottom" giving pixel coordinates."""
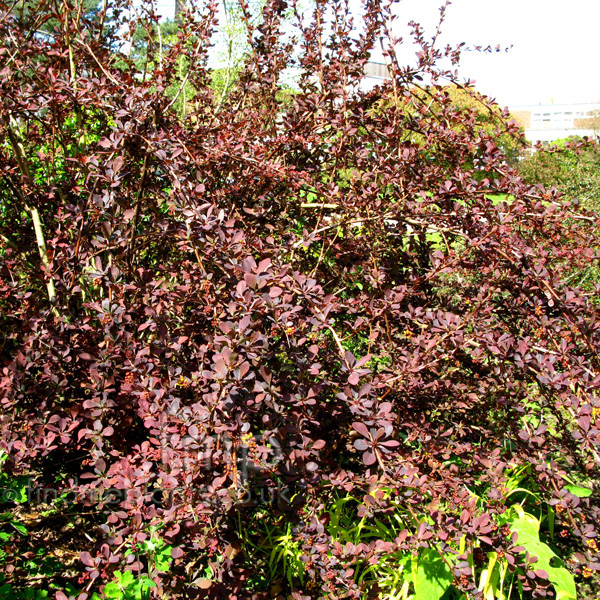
[
  {"left": 6, "top": 116, "right": 57, "bottom": 308},
  {"left": 127, "top": 154, "right": 151, "bottom": 262}
]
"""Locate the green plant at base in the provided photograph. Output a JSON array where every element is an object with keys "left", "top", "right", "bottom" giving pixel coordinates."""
[
  {"left": 413, "top": 548, "right": 455, "bottom": 600},
  {"left": 321, "top": 474, "right": 579, "bottom": 600},
  {"left": 91, "top": 570, "right": 156, "bottom": 600},
  {"left": 326, "top": 490, "right": 458, "bottom": 599},
  {"left": 268, "top": 521, "right": 305, "bottom": 587},
  {"left": 127, "top": 531, "right": 173, "bottom": 577},
  {"left": 0, "top": 450, "right": 29, "bottom": 563},
  {"left": 0, "top": 583, "right": 49, "bottom": 600},
  {"left": 506, "top": 505, "right": 576, "bottom": 600}
]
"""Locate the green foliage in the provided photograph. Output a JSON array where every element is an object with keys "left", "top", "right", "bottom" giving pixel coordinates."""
[
  {"left": 0, "top": 451, "right": 28, "bottom": 552},
  {"left": 518, "top": 137, "right": 600, "bottom": 290},
  {"left": 507, "top": 505, "right": 576, "bottom": 600},
  {"left": 0, "top": 582, "right": 49, "bottom": 600},
  {"left": 413, "top": 549, "right": 454, "bottom": 600},
  {"left": 129, "top": 532, "right": 174, "bottom": 575},
  {"left": 0, "top": 451, "right": 29, "bottom": 507},
  {"left": 0, "top": 452, "right": 55, "bottom": 600},
  {"left": 11, "top": 0, "right": 102, "bottom": 32},
  {"left": 291, "top": 466, "right": 581, "bottom": 600},
  {"left": 268, "top": 522, "right": 305, "bottom": 587},
  {"left": 519, "top": 137, "right": 600, "bottom": 210},
  {"left": 91, "top": 570, "right": 156, "bottom": 600}
]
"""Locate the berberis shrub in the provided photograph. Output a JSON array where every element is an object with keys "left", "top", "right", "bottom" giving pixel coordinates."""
[{"left": 1, "top": 0, "right": 600, "bottom": 598}]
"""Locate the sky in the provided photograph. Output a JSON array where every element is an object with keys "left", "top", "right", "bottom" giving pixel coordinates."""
[
  {"left": 155, "top": 0, "right": 600, "bottom": 109},
  {"left": 384, "top": 0, "right": 600, "bottom": 108}
]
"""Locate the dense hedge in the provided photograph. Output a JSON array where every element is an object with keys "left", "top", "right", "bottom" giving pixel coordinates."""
[
  {"left": 519, "top": 137, "right": 600, "bottom": 213},
  {"left": 1, "top": 0, "right": 600, "bottom": 598}
]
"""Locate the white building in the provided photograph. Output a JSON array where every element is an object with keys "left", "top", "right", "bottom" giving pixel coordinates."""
[{"left": 508, "top": 103, "right": 600, "bottom": 145}]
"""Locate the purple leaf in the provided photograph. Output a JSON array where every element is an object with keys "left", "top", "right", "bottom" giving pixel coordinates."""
[
  {"left": 363, "top": 451, "right": 377, "bottom": 466},
  {"left": 354, "top": 439, "right": 369, "bottom": 451},
  {"left": 352, "top": 422, "right": 370, "bottom": 438},
  {"left": 80, "top": 552, "right": 95, "bottom": 567}
]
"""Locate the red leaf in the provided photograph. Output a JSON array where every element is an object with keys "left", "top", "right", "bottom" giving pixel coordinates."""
[
  {"left": 355, "top": 354, "right": 371, "bottom": 369},
  {"left": 112, "top": 156, "right": 124, "bottom": 173},
  {"left": 352, "top": 422, "right": 369, "bottom": 438},
  {"left": 380, "top": 440, "right": 400, "bottom": 448},
  {"left": 363, "top": 451, "right": 376, "bottom": 465}
]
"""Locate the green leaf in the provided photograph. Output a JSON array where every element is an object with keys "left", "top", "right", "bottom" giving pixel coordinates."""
[
  {"left": 154, "top": 549, "right": 172, "bottom": 572},
  {"left": 11, "top": 476, "right": 30, "bottom": 504},
  {"left": 479, "top": 552, "right": 499, "bottom": 600},
  {"left": 565, "top": 484, "right": 592, "bottom": 498},
  {"left": 97, "top": 570, "right": 157, "bottom": 600},
  {"left": 414, "top": 548, "right": 453, "bottom": 600},
  {"left": 508, "top": 507, "right": 576, "bottom": 600},
  {"left": 548, "top": 505, "right": 555, "bottom": 540},
  {"left": 10, "top": 521, "right": 28, "bottom": 535}
]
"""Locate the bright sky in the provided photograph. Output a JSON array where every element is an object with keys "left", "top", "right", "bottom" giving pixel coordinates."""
[{"left": 388, "top": 0, "right": 600, "bottom": 108}]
